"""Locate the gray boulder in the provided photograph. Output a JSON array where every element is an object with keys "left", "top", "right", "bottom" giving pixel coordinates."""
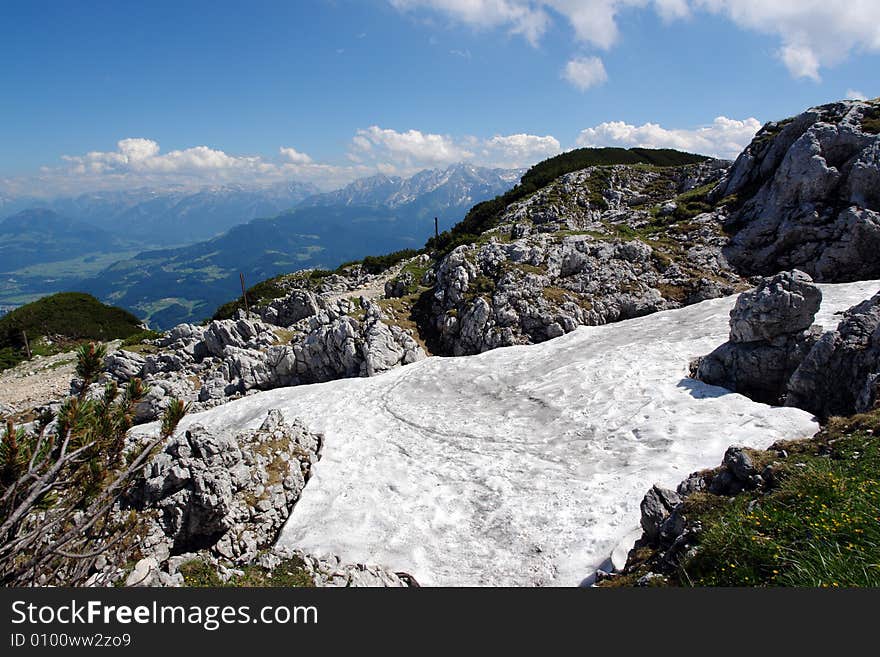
[
  {"left": 261, "top": 290, "right": 321, "bottom": 326},
  {"left": 786, "top": 292, "right": 880, "bottom": 418},
  {"left": 639, "top": 485, "right": 681, "bottom": 544},
  {"left": 695, "top": 271, "right": 823, "bottom": 404},
  {"left": 729, "top": 270, "right": 822, "bottom": 343}
]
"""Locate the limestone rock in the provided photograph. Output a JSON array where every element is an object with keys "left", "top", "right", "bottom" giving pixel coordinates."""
[
  {"left": 786, "top": 292, "right": 880, "bottom": 418},
  {"left": 129, "top": 410, "right": 322, "bottom": 562},
  {"left": 729, "top": 270, "right": 822, "bottom": 343},
  {"left": 718, "top": 100, "right": 880, "bottom": 281},
  {"left": 695, "top": 271, "right": 823, "bottom": 404}
]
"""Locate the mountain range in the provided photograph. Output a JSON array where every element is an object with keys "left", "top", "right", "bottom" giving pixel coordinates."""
[
  {"left": 0, "top": 181, "right": 321, "bottom": 246},
  {"left": 0, "top": 164, "right": 522, "bottom": 326}
]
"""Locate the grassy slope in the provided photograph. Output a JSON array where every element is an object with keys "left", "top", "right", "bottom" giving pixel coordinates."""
[
  {"left": 426, "top": 147, "right": 709, "bottom": 254},
  {"left": 615, "top": 409, "right": 880, "bottom": 588},
  {"left": 0, "top": 292, "right": 142, "bottom": 372}
]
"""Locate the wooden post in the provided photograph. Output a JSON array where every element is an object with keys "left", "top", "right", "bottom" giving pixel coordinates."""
[
  {"left": 22, "top": 330, "right": 31, "bottom": 359},
  {"left": 434, "top": 216, "right": 439, "bottom": 240},
  {"left": 239, "top": 273, "right": 250, "bottom": 318}
]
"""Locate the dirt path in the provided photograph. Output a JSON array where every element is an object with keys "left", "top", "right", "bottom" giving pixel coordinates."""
[
  {"left": 0, "top": 340, "right": 122, "bottom": 417},
  {"left": 324, "top": 267, "right": 401, "bottom": 305}
]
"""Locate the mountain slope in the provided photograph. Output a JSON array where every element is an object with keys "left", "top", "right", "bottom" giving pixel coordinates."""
[
  {"left": 134, "top": 279, "right": 880, "bottom": 585},
  {"left": 0, "top": 209, "right": 124, "bottom": 271},
  {"left": 82, "top": 166, "right": 524, "bottom": 328},
  {"left": 81, "top": 205, "right": 439, "bottom": 328}
]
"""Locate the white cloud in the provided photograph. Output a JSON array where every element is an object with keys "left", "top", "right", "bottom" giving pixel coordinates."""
[
  {"left": 349, "top": 126, "right": 562, "bottom": 174},
  {"left": 12, "top": 127, "right": 562, "bottom": 197},
  {"left": 846, "top": 89, "right": 868, "bottom": 101},
  {"left": 279, "top": 146, "right": 313, "bottom": 164},
  {"left": 351, "top": 126, "right": 474, "bottom": 170},
  {"left": 390, "top": 1, "right": 880, "bottom": 79},
  {"left": 482, "top": 133, "right": 562, "bottom": 168},
  {"left": 562, "top": 56, "right": 607, "bottom": 91},
  {"left": 576, "top": 115, "right": 762, "bottom": 160},
  {"left": 61, "top": 138, "right": 263, "bottom": 176},
  {"left": 778, "top": 44, "right": 821, "bottom": 81},
  {"left": 692, "top": 1, "right": 880, "bottom": 80},
  {"left": 389, "top": 0, "right": 550, "bottom": 45}
]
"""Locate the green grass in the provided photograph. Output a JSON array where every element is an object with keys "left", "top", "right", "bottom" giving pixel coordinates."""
[
  {"left": 121, "top": 329, "right": 163, "bottom": 347},
  {"left": 212, "top": 276, "right": 290, "bottom": 321},
  {"left": 180, "top": 556, "right": 314, "bottom": 588},
  {"left": 426, "top": 147, "right": 708, "bottom": 255},
  {"left": 0, "top": 293, "right": 142, "bottom": 373},
  {"left": 358, "top": 248, "right": 422, "bottom": 275},
  {"left": 678, "top": 411, "right": 880, "bottom": 587},
  {"left": 862, "top": 105, "right": 880, "bottom": 135}
]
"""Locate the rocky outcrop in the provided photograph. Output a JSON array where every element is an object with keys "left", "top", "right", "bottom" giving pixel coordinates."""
[
  {"left": 617, "top": 443, "right": 784, "bottom": 582},
  {"left": 786, "top": 292, "right": 880, "bottom": 418},
  {"left": 128, "top": 410, "right": 322, "bottom": 562},
  {"left": 428, "top": 162, "right": 740, "bottom": 355},
  {"left": 694, "top": 270, "right": 823, "bottom": 404},
  {"left": 104, "top": 298, "right": 425, "bottom": 423},
  {"left": 694, "top": 269, "right": 880, "bottom": 417},
  {"left": 718, "top": 99, "right": 880, "bottom": 281},
  {"left": 81, "top": 410, "right": 414, "bottom": 588}
]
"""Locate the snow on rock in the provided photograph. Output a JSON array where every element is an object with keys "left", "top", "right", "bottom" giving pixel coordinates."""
[{"left": 137, "top": 279, "right": 880, "bottom": 586}]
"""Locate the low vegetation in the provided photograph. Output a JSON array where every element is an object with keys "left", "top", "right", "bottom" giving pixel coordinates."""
[
  {"left": 212, "top": 276, "right": 290, "bottom": 321},
  {"left": 0, "top": 293, "right": 143, "bottom": 373},
  {"left": 426, "top": 147, "right": 708, "bottom": 255},
  {"left": 612, "top": 409, "right": 880, "bottom": 587},
  {"left": 359, "top": 248, "right": 422, "bottom": 275},
  {"left": 180, "top": 555, "right": 314, "bottom": 588},
  {"left": 862, "top": 103, "right": 880, "bottom": 135},
  {"left": 0, "top": 343, "right": 187, "bottom": 586}
]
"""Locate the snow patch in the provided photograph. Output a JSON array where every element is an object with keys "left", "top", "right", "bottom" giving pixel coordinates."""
[{"left": 144, "top": 280, "right": 880, "bottom": 586}]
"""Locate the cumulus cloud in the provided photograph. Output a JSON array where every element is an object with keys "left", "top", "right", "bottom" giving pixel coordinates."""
[
  {"left": 682, "top": 1, "right": 880, "bottom": 80},
  {"left": 390, "top": 1, "right": 880, "bottom": 80},
  {"left": 349, "top": 126, "right": 561, "bottom": 174},
  {"left": 562, "top": 56, "right": 607, "bottom": 91},
  {"left": 846, "top": 89, "right": 869, "bottom": 101},
  {"left": 61, "top": 138, "right": 263, "bottom": 177},
  {"left": 351, "top": 126, "right": 474, "bottom": 170},
  {"left": 279, "top": 146, "right": 313, "bottom": 164},
  {"left": 576, "top": 115, "right": 762, "bottom": 160},
  {"left": 12, "top": 127, "right": 563, "bottom": 197},
  {"left": 481, "top": 133, "right": 562, "bottom": 168}
]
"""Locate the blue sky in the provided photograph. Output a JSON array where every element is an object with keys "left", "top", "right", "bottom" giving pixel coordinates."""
[{"left": 1, "top": 0, "right": 877, "bottom": 195}]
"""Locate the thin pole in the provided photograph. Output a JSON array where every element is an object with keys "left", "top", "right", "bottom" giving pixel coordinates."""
[
  {"left": 239, "top": 273, "right": 250, "bottom": 318},
  {"left": 434, "top": 216, "right": 439, "bottom": 240},
  {"left": 22, "top": 330, "right": 31, "bottom": 359}
]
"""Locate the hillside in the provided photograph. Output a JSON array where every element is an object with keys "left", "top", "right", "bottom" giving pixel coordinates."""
[
  {"left": 0, "top": 181, "right": 320, "bottom": 246},
  {"left": 0, "top": 292, "right": 142, "bottom": 372},
  {"left": 82, "top": 205, "right": 443, "bottom": 328}
]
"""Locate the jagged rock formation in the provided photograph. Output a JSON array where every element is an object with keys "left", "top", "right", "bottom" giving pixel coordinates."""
[
  {"left": 695, "top": 269, "right": 880, "bottom": 417},
  {"left": 81, "top": 410, "right": 414, "bottom": 587},
  {"left": 717, "top": 99, "right": 880, "bottom": 281},
  {"left": 427, "top": 161, "right": 741, "bottom": 355},
  {"left": 103, "top": 297, "right": 425, "bottom": 422},
  {"left": 128, "top": 410, "right": 322, "bottom": 562},
  {"left": 694, "top": 270, "right": 824, "bottom": 404},
  {"left": 786, "top": 292, "right": 880, "bottom": 418}
]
